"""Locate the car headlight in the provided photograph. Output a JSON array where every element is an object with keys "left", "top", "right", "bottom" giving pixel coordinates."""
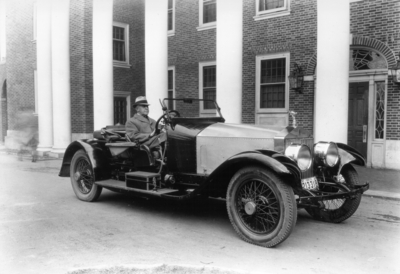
[
  {"left": 285, "top": 144, "right": 312, "bottom": 171},
  {"left": 314, "top": 141, "right": 339, "bottom": 167}
]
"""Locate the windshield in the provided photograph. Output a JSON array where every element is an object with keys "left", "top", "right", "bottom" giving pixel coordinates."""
[{"left": 162, "top": 98, "right": 224, "bottom": 119}]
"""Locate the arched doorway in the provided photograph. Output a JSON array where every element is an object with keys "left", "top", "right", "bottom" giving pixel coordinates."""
[{"left": 349, "top": 47, "right": 388, "bottom": 168}]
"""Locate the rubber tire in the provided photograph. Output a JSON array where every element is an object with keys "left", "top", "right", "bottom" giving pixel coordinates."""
[
  {"left": 306, "top": 165, "right": 362, "bottom": 223},
  {"left": 70, "top": 150, "right": 102, "bottom": 202},
  {"left": 226, "top": 166, "right": 297, "bottom": 248}
]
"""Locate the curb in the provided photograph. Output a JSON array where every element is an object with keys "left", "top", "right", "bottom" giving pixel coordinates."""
[{"left": 364, "top": 190, "right": 400, "bottom": 202}]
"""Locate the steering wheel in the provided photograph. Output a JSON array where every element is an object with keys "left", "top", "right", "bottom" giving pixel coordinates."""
[
  {"left": 150, "top": 110, "right": 180, "bottom": 138},
  {"left": 168, "top": 110, "right": 181, "bottom": 118}
]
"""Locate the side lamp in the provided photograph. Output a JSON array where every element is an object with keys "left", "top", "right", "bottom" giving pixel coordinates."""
[
  {"left": 388, "top": 53, "right": 400, "bottom": 85},
  {"left": 288, "top": 63, "right": 304, "bottom": 93}
]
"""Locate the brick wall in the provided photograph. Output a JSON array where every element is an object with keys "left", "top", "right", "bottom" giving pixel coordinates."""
[
  {"left": 113, "top": 0, "right": 145, "bottom": 117},
  {"left": 5, "top": 0, "right": 36, "bottom": 131},
  {"left": 70, "top": 0, "right": 94, "bottom": 134},
  {"left": 69, "top": 0, "right": 145, "bottom": 133},
  {"left": 351, "top": 0, "right": 400, "bottom": 140},
  {"left": 168, "top": 0, "right": 216, "bottom": 117},
  {"left": 242, "top": 0, "right": 317, "bottom": 132}
]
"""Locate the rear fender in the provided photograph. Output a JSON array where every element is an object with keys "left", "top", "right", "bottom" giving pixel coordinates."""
[
  {"left": 201, "top": 151, "right": 300, "bottom": 195},
  {"left": 58, "top": 140, "right": 111, "bottom": 179},
  {"left": 337, "top": 143, "right": 366, "bottom": 174}
]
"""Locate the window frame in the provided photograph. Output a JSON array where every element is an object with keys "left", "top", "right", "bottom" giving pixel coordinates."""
[
  {"left": 197, "top": 0, "right": 216, "bottom": 31},
  {"left": 168, "top": 66, "right": 176, "bottom": 109},
  {"left": 255, "top": 52, "right": 290, "bottom": 113},
  {"left": 168, "top": 0, "right": 175, "bottom": 36},
  {"left": 199, "top": 61, "right": 217, "bottom": 115},
  {"left": 113, "top": 91, "right": 131, "bottom": 124},
  {"left": 113, "top": 22, "right": 130, "bottom": 68},
  {"left": 254, "top": 0, "right": 290, "bottom": 21}
]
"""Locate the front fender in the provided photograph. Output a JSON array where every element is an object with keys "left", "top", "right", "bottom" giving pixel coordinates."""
[
  {"left": 201, "top": 151, "right": 300, "bottom": 194},
  {"left": 337, "top": 143, "right": 366, "bottom": 173},
  {"left": 58, "top": 139, "right": 111, "bottom": 179}
]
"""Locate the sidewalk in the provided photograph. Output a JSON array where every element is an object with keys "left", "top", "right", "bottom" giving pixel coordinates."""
[{"left": 0, "top": 144, "right": 399, "bottom": 200}]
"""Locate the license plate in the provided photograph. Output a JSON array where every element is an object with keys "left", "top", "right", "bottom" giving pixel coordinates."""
[{"left": 301, "top": 177, "right": 319, "bottom": 190}]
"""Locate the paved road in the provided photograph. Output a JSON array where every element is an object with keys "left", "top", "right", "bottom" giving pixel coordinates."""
[{"left": 0, "top": 154, "right": 399, "bottom": 274}]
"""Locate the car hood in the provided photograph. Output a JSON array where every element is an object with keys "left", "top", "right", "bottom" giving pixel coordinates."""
[{"left": 197, "top": 123, "right": 287, "bottom": 139}]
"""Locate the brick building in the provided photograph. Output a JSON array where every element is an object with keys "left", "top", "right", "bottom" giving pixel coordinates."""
[{"left": 0, "top": 0, "right": 399, "bottom": 169}]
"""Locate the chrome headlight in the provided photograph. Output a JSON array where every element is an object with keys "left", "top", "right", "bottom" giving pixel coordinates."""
[
  {"left": 285, "top": 144, "right": 312, "bottom": 171},
  {"left": 314, "top": 141, "right": 339, "bottom": 167}
]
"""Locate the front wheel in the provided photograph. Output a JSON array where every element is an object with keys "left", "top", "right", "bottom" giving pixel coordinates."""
[
  {"left": 70, "top": 150, "right": 102, "bottom": 202},
  {"left": 305, "top": 165, "right": 362, "bottom": 223},
  {"left": 226, "top": 167, "right": 297, "bottom": 248}
]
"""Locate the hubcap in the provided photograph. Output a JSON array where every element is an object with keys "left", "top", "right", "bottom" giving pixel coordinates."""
[
  {"left": 235, "top": 179, "right": 280, "bottom": 234},
  {"left": 244, "top": 201, "right": 256, "bottom": 215}
]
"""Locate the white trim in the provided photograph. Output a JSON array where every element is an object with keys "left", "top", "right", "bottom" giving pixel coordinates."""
[
  {"left": 254, "top": 0, "right": 290, "bottom": 21},
  {"left": 114, "top": 91, "right": 131, "bottom": 120},
  {"left": 168, "top": 66, "right": 176, "bottom": 109},
  {"left": 34, "top": 70, "right": 38, "bottom": 114},
  {"left": 113, "top": 21, "right": 130, "bottom": 68},
  {"left": 198, "top": 0, "right": 217, "bottom": 31},
  {"left": 255, "top": 52, "right": 290, "bottom": 114},
  {"left": 199, "top": 61, "right": 216, "bottom": 115},
  {"left": 168, "top": 0, "right": 175, "bottom": 36}
]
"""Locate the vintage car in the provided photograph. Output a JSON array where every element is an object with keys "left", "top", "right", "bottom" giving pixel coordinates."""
[{"left": 59, "top": 98, "right": 369, "bottom": 247}]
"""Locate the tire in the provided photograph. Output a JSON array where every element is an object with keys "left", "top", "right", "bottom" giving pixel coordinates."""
[
  {"left": 305, "top": 165, "right": 362, "bottom": 223},
  {"left": 70, "top": 150, "right": 102, "bottom": 202},
  {"left": 226, "top": 166, "right": 297, "bottom": 248}
]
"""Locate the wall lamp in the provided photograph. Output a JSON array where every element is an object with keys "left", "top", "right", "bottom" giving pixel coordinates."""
[
  {"left": 388, "top": 52, "right": 400, "bottom": 85},
  {"left": 288, "top": 63, "right": 304, "bottom": 93}
]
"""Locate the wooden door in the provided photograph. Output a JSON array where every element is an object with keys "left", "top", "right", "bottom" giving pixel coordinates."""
[{"left": 348, "top": 82, "right": 369, "bottom": 158}]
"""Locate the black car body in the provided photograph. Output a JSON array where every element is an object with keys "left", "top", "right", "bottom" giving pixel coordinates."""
[{"left": 59, "top": 98, "right": 369, "bottom": 247}]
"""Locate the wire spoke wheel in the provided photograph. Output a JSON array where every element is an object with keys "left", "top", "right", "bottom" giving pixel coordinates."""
[
  {"left": 305, "top": 166, "right": 362, "bottom": 223},
  {"left": 227, "top": 167, "right": 297, "bottom": 248},
  {"left": 74, "top": 158, "right": 94, "bottom": 194},
  {"left": 70, "top": 150, "right": 102, "bottom": 202},
  {"left": 236, "top": 179, "right": 280, "bottom": 234}
]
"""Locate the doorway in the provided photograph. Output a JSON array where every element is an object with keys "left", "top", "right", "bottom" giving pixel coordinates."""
[{"left": 348, "top": 82, "right": 369, "bottom": 158}]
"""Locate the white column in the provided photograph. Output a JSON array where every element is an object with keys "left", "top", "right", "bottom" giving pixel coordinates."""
[
  {"left": 93, "top": 0, "right": 114, "bottom": 129},
  {"left": 0, "top": 0, "right": 6, "bottom": 63},
  {"left": 315, "top": 0, "right": 350, "bottom": 143},
  {"left": 50, "top": 0, "right": 71, "bottom": 153},
  {"left": 216, "top": 0, "right": 243, "bottom": 123},
  {"left": 36, "top": 0, "right": 53, "bottom": 152},
  {"left": 145, "top": 0, "right": 168, "bottom": 118}
]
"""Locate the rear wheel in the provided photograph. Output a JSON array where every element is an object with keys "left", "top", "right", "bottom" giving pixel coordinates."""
[
  {"left": 226, "top": 167, "right": 297, "bottom": 248},
  {"left": 306, "top": 165, "right": 362, "bottom": 223},
  {"left": 70, "top": 150, "right": 102, "bottom": 202}
]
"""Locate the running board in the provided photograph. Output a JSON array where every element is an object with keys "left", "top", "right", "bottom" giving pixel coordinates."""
[{"left": 95, "top": 179, "right": 182, "bottom": 197}]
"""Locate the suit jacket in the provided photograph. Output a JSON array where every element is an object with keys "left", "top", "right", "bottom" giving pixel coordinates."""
[{"left": 125, "top": 114, "right": 156, "bottom": 143}]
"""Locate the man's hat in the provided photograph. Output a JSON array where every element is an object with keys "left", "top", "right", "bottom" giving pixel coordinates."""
[{"left": 133, "top": 96, "right": 150, "bottom": 107}]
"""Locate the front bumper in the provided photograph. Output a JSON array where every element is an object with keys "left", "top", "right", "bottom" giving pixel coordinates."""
[{"left": 298, "top": 182, "right": 369, "bottom": 205}]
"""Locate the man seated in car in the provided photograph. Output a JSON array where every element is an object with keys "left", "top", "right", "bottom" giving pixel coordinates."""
[{"left": 125, "top": 96, "right": 167, "bottom": 157}]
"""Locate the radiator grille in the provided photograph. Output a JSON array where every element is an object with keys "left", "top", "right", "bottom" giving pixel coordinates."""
[{"left": 284, "top": 137, "right": 314, "bottom": 179}]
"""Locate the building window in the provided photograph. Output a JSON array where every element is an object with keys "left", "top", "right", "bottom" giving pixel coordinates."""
[
  {"left": 256, "top": 53, "right": 289, "bottom": 113},
  {"left": 374, "top": 82, "right": 385, "bottom": 140},
  {"left": 168, "top": 0, "right": 175, "bottom": 35},
  {"left": 114, "top": 91, "right": 131, "bottom": 125},
  {"left": 198, "top": 0, "right": 216, "bottom": 31},
  {"left": 168, "top": 67, "right": 175, "bottom": 109},
  {"left": 113, "top": 22, "right": 130, "bottom": 68},
  {"left": 254, "top": 0, "right": 290, "bottom": 20},
  {"left": 199, "top": 62, "right": 216, "bottom": 113}
]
